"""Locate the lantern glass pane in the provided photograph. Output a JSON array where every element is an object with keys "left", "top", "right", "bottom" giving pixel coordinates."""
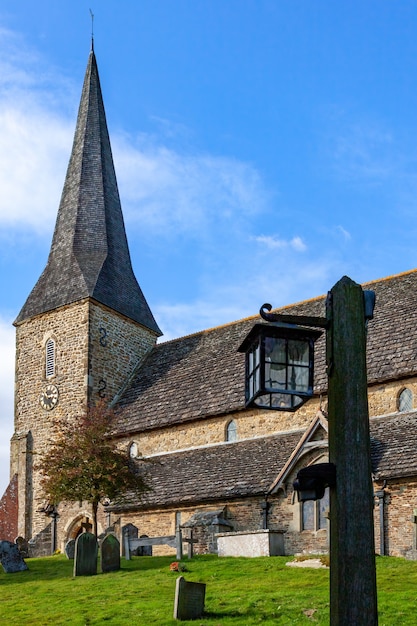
[
  {"left": 255, "top": 343, "right": 260, "bottom": 366},
  {"left": 290, "top": 365, "right": 310, "bottom": 392},
  {"left": 265, "top": 337, "right": 286, "bottom": 363},
  {"left": 255, "top": 366, "right": 260, "bottom": 393},
  {"left": 288, "top": 339, "right": 309, "bottom": 365},
  {"left": 247, "top": 342, "right": 261, "bottom": 401},
  {"left": 253, "top": 392, "right": 305, "bottom": 410},
  {"left": 271, "top": 393, "right": 292, "bottom": 409},
  {"left": 265, "top": 362, "right": 286, "bottom": 390}
]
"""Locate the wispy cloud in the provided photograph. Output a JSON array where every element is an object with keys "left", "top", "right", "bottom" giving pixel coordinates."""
[
  {"left": 253, "top": 234, "right": 307, "bottom": 252},
  {"left": 325, "top": 114, "right": 398, "bottom": 185},
  {"left": 0, "top": 28, "right": 74, "bottom": 232},
  {"left": 0, "top": 28, "right": 271, "bottom": 243},
  {"left": 0, "top": 106, "right": 73, "bottom": 230},
  {"left": 0, "top": 317, "right": 15, "bottom": 497},
  {"left": 113, "top": 138, "right": 270, "bottom": 237},
  {"left": 336, "top": 225, "right": 351, "bottom": 240}
]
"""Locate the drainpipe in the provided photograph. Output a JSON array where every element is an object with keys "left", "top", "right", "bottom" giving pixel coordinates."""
[{"left": 375, "top": 485, "right": 386, "bottom": 556}]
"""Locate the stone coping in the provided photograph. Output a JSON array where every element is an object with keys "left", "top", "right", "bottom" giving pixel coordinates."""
[{"left": 216, "top": 529, "right": 284, "bottom": 538}]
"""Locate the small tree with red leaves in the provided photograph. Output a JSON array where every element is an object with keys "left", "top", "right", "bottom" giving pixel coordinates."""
[{"left": 37, "top": 401, "right": 148, "bottom": 537}]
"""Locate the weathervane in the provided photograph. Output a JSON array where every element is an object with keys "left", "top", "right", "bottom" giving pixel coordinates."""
[{"left": 90, "top": 9, "right": 94, "bottom": 50}]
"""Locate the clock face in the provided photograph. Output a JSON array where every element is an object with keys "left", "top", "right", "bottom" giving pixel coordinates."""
[{"left": 39, "top": 384, "right": 59, "bottom": 411}]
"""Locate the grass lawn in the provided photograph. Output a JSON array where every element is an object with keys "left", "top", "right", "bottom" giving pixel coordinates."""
[{"left": 1, "top": 554, "right": 417, "bottom": 625}]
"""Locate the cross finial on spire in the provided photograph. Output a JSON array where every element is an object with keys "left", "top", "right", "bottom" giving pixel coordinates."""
[{"left": 90, "top": 9, "right": 94, "bottom": 51}]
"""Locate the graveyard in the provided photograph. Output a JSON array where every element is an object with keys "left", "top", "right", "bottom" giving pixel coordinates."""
[{"left": 1, "top": 553, "right": 417, "bottom": 624}]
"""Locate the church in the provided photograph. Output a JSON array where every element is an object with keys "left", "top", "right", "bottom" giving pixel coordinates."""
[{"left": 1, "top": 46, "right": 417, "bottom": 559}]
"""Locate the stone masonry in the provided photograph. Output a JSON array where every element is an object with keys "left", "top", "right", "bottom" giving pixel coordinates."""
[{"left": 11, "top": 297, "right": 156, "bottom": 549}]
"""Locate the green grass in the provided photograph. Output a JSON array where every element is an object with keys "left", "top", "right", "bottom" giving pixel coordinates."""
[{"left": 1, "top": 554, "right": 417, "bottom": 624}]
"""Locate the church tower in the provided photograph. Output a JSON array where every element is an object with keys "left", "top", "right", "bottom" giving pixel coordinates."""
[{"left": 10, "top": 46, "right": 161, "bottom": 546}]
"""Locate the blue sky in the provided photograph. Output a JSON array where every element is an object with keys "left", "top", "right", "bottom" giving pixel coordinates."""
[{"left": 1, "top": 1, "right": 417, "bottom": 495}]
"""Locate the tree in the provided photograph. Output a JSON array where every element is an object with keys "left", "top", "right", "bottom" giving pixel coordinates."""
[{"left": 37, "top": 401, "right": 148, "bottom": 537}]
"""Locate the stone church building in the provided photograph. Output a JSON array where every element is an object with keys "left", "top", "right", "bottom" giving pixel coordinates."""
[{"left": 1, "top": 47, "right": 417, "bottom": 559}]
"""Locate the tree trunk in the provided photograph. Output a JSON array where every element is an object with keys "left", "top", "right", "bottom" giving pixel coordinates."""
[{"left": 92, "top": 500, "right": 98, "bottom": 537}]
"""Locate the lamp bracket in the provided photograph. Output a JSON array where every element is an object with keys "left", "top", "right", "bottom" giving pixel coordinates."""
[
  {"left": 293, "top": 462, "right": 336, "bottom": 502},
  {"left": 260, "top": 304, "right": 329, "bottom": 329}
]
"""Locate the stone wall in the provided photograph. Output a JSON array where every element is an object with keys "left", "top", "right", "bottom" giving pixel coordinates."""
[
  {"left": 368, "top": 378, "right": 417, "bottom": 416},
  {"left": 88, "top": 301, "right": 157, "bottom": 404},
  {"left": 118, "top": 378, "right": 415, "bottom": 463},
  {"left": 113, "top": 475, "right": 417, "bottom": 558},
  {"left": 0, "top": 474, "right": 18, "bottom": 541},
  {"left": 121, "top": 399, "right": 321, "bottom": 459},
  {"left": 14, "top": 301, "right": 90, "bottom": 539},
  {"left": 374, "top": 478, "right": 417, "bottom": 558},
  {"left": 12, "top": 298, "right": 156, "bottom": 547},
  {"left": 28, "top": 522, "right": 52, "bottom": 558}
]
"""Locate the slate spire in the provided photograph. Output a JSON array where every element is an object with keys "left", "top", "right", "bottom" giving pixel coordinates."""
[{"left": 16, "top": 50, "right": 161, "bottom": 335}]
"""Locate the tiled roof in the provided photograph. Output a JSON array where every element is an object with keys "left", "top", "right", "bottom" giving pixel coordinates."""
[
  {"left": 115, "top": 270, "right": 417, "bottom": 434},
  {"left": 15, "top": 50, "right": 161, "bottom": 335},
  {"left": 112, "top": 430, "right": 302, "bottom": 511},
  {"left": 111, "top": 410, "right": 417, "bottom": 511},
  {"left": 116, "top": 318, "right": 255, "bottom": 433},
  {"left": 370, "top": 410, "right": 417, "bottom": 479}
]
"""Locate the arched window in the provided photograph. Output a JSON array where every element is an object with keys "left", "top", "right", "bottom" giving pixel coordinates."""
[
  {"left": 226, "top": 420, "right": 238, "bottom": 442},
  {"left": 45, "top": 338, "right": 56, "bottom": 378},
  {"left": 398, "top": 388, "right": 413, "bottom": 413},
  {"left": 129, "top": 442, "right": 138, "bottom": 458},
  {"left": 301, "top": 487, "right": 329, "bottom": 531}
]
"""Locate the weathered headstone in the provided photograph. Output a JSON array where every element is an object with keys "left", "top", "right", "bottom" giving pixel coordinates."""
[
  {"left": 101, "top": 534, "right": 120, "bottom": 573},
  {"left": 173, "top": 576, "right": 206, "bottom": 621},
  {"left": 122, "top": 523, "right": 138, "bottom": 557},
  {"left": 74, "top": 532, "right": 98, "bottom": 576},
  {"left": 137, "top": 534, "right": 152, "bottom": 557},
  {"left": 0, "top": 540, "right": 29, "bottom": 573},
  {"left": 15, "top": 536, "right": 29, "bottom": 558},
  {"left": 65, "top": 539, "right": 76, "bottom": 559}
]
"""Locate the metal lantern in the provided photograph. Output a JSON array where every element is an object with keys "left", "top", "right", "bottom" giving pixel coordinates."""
[{"left": 238, "top": 307, "right": 323, "bottom": 411}]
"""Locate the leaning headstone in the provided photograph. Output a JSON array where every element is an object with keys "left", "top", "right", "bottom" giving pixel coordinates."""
[
  {"left": 0, "top": 540, "right": 29, "bottom": 573},
  {"left": 101, "top": 534, "right": 120, "bottom": 573},
  {"left": 74, "top": 532, "right": 98, "bottom": 576},
  {"left": 173, "top": 576, "right": 206, "bottom": 621},
  {"left": 15, "top": 536, "right": 29, "bottom": 558},
  {"left": 65, "top": 539, "right": 76, "bottom": 560}
]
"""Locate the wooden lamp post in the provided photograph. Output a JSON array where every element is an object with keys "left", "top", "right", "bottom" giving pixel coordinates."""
[{"left": 239, "top": 276, "right": 378, "bottom": 625}]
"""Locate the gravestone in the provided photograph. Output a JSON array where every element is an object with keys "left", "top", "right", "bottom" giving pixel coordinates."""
[
  {"left": 65, "top": 539, "right": 76, "bottom": 559},
  {"left": 101, "top": 534, "right": 120, "bottom": 573},
  {"left": 74, "top": 532, "right": 98, "bottom": 576},
  {"left": 173, "top": 576, "right": 206, "bottom": 621},
  {"left": 15, "top": 536, "right": 29, "bottom": 558},
  {"left": 122, "top": 523, "right": 138, "bottom": 557},
  {"left": 0, "top": 540, "right": 29, "bottom": 573},
  {"left": 138, "top": 534, "right": 152, "bottom": 557}
]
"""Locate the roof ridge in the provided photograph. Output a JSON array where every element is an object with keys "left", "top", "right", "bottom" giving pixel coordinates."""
[
  {"left": 157, "top": 268, "right": 417, "bottom": 346},
  {"left": 362, "top": 267, "right": 417, "bottom": 287}
]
